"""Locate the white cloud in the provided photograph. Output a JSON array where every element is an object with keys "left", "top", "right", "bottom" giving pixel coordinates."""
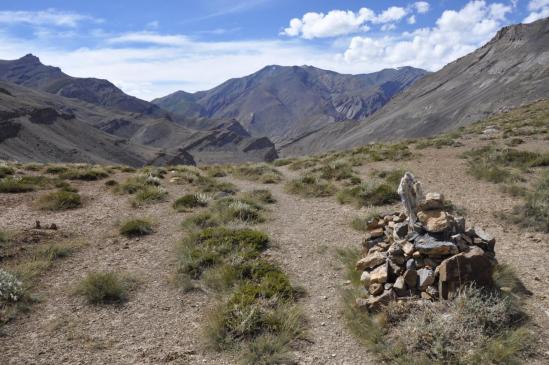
[
  {"left": 282, "top": 8, "right": 375, "bottom": 39},
  {"left": 107, "top": 32, "right": 190, "bottom": 46},
  {"left": 374, "top": 6, "right": 407, "bottom": 23},
  {"left": 146, "top": 20, "right": 160, "bottom": 29},
  {"left": 524, "top": 0, "right": 549, "bottom": 22},
  {"left": 408, "top": 15, "right": 417, "bottom": 24},
  {"left": 414, "top": 2, "right": 430, "bottom": 14},
  {"left": 381, "top": 23, "right": 397, "bottom": 31},
  {"left": 0, "top": 8, "right": 100, "bottom": 27},
  {"left": 344, "top": 1, "right": 513, "bottom": 71}
]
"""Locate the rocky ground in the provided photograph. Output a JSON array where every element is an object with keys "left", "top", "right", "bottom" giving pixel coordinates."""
[{"left": 0, "top": 136, "right": 548, "bottom": 364}]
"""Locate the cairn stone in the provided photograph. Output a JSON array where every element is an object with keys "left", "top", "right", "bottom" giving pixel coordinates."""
[
  {"left": 438, "top": 246, "right": 495, "bottom": 299},
  {"left": 355, "top": 173, "right": 499, "bottom": 311}
]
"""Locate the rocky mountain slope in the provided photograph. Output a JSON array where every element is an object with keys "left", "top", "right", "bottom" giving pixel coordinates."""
[
  {"left": 281, "top": 18, "right": 549, "bottom": 155},
  {"left": 153, "top": 65, "right": 428, "bottom": 144},
  {"left": 0, "top": 57, "right": 278, "bottom": 165}
]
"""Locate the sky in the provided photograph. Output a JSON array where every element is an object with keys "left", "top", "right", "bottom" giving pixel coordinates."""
[{"left": 0, "top": 1, "right": 547, "bottom": 100}]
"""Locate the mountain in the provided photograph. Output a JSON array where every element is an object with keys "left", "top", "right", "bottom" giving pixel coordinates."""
[
  {"left": 152, "top": 65, "right": 428, "bottom": 145},
  {"left": 281, "top": 18, "right": 549, "bottom": 155},
  {"left": 0, "top": 54, "right": 163, "bottom": 116},
  {"left": 0, "top": 56, "right": 278, "bottom": 165}
]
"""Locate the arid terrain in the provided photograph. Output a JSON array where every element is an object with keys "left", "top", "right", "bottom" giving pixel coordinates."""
[{"left": 1, "top": 101, "right": 548, "bottom": 364}]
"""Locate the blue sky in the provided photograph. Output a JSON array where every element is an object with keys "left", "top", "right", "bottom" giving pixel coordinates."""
[{"left": 0, "top": 1, "right": 547, "bottom": 99}]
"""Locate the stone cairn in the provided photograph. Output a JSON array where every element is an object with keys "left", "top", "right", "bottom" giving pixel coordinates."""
[{"left": 356, "top": 172, "right": 497, "bottom": 311}]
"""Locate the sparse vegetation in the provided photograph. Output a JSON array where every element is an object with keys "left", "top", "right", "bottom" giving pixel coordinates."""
[
  {"left": 119, "top": 219, "right": 154, "bottom": 237},
  {"left": 35, "top": 191, "right": 82, "bottom": 211},
  {"left": 232, "top": 164, "right": 283, "bottom": 184},
  {"left": 0, "top": 175, "right": 56, "bottom": 193},
  {"left": 338, "top": 248, "right": 531, "bottom": 364},
  {"left": 285, "top": 174, "right": 336, "bottom": 197},
  {"left": 241, "top": 189, "right": 276, "bottom": 204},
  {"left": 182, "top": 211, "right": 221, "bottom": 231},
  {"left": 211, "top": 197, "right": 266, "bottom": 224},
  {"left": 313, "top": 161, "right": 355, "bottom": 181},
  {"left": 0, "top": 164, "right": 15, "bottom": 178},
  {"left": 415, "top": 136, "right": 462, "bottom": 149},
  {"left": 176, "top": 227, "right": 306, "bottom": 363},
  {"left": 337, "top": 181, "right": 399, "bottom": 207},
  {"left": 75, "top": 272, "right": 137, "bottom": 304},
  {"left": 131, "top": 186, "right": 168, "bottom": 207},
  {"left": 503, "top": 171, "right": 549, "bottom": 232},
  {"left": 173, "top": 193, "right": 210, "bottom": 212},
  {"left": 351, "top": 212, "right": 381, "bottom": 232},
  {"left": 61, "top": 166, "right": 109, "bottom": 181}
]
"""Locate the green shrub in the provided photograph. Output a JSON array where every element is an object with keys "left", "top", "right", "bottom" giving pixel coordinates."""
[
  {"left": 504, "top": 171, "right": 549, "bottom": 232},
  {"left": 104, "top": 179, "right": 118, "bottom": 187},
  {"left": 284, "top": 174, "right": 336, "bottom": 198},
  {"left": 213, "top": 198, "right": 266, "bottom": 224},
  {"left": 241, "top": 189, "right": 276, "bottom": 204},
  {"left": 131, "top": 186, "right": 168, "bottom": 207},
  {"left": 75, "top": 272, "right": 136, "bottom": 304},
  {"left": 61, "top": 167, "right": 109, "bottom": 181},
  {"left": 0, "top": 176, "right": 35, "bottom": 193},
  {"left": 233, "top": 164, "right": 283, "bottom": 184},
  {"left": 272, "top": 158, "right": 294, "bottom": 167},
  {"left": 351, "top": 212, "right": 381, "bottom": 232},
  {"left": 0, "top": 165, "right": 15, "bottom": 178},
  {"left": 314, "top": 162, "right": 355, "bottom": 180},
  {"left": 119, "top": 219, "right": 154, "bottom": 237},
  {"left": 177, "top": 227, "right": 269, "bottom": 280},
  {"left": 337, "top": 182, "right": 399, "bottom": 207},
  {"left": 182, "top": 212, "right": 221, "bottom": 231},
  {"left": 36, "top": 191, "right": 82, "bottom": 211},
  {"left": 44, "top": 165, "right": 69, "bottom": 174},
  {"left": 173, "top": 194, "right": 209, "bottom": 212}
]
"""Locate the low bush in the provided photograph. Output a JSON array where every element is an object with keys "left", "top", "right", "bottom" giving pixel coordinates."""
[
  {"left": 182, "top": 212, "right": 221, "bottom": 231},
  {"left": 104, "top": 179, "right": 118, "bottom": 187},
  {"left": 0, "top": 269, "right": 24, "bottom": 303},
  {"left": 173, "top": 194, "right": 210, "bottom": 212},
  {"left": 504, "top": 171, "right": 549, "bottom": 232},
  {"left": 119, "top": 219, "right": 154, "bottom": 237},
  {"left": 131, "top": 186, "right": 168, "bottom": 207},
  {"left": 337, "top": 182, "right": 399, "bottom": 207},
  {"left": 284, "top": 174, "right": 336, "bottom": 198},
  {"left": 75, "top": 271, "right": 137, "bottom": 304},
  {"left": 314, "top": 161, "right": 355, "bottom": 181},
  {"left": 44, "top": 165, "right": 69, "bottom": 174},
  {"left": 177, "top": 227, "right": 306, "bottom": 363},
  {"left": 61, "top": 167, "right": 109, "bottom": 181},
  {"left": 0, "top": 165, "right": 15, "bottom": 178},
  {"left": 0, "top": 175, "right": 55, "bottom": 193},
  {"left": 212, "top": 198, "right": 266, "bottom": 224},
  {"left": 233, "top": 164, "right": 283, "bottom": 184},
  {"left": 241, "top": 189, "right": 276, "bottom": 204},
  {"left": 36, "top": 191, "right": 82, "bottom": 211},
  {"left": 351, "top": 212, "right": 381, "bottom": 232}
]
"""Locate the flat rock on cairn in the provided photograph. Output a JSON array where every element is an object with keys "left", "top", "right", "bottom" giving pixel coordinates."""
[{"left": 356, "top": 172, "right": 497, "bottom": 311}]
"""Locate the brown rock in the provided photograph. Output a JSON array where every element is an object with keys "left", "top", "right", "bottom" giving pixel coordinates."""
[
  {"left": 366, "top": 289, "right": 394, "bottom": 311},
  {"left": 370, "top": 263, "right": 388, "bottom": 284},
  {"left": 403, "top": 269, "right": 418, "bottom": 287},
  {"left": 415, "top": 234, "right": 458, "bottom": 256},
  {"left": 402, "top": 242, "right": 415, "bottom": 256},
  {"left": 418, "top": 268, "right": 435, "bottom": 290},
  {"left": 369, "top": 227, "right": 384, "bottom": 238},
  {"left": 356, "top": 251, "right": 386, "bottom": 271},
  {"left": 417, "top": 210, "right": 450, "bottom": 233},
  {"left": 438, "top": 246, "right": 495, "bottom": 299},
  {"left": 360, "top": 271, "right": 371, "bottom": 288},
  {"left": 369, "top": 283, "right": 384, "bottom": 295},
  {"left": 419, "top": 192, "right": 445, "bottom": 211}
]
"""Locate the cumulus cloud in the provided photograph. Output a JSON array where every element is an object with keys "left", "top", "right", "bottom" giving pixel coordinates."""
[
  {"left": 408, "top": 15, "right": 417, "bottom": 24},
  {"left": 414, "top": 2, "right": 430, "bottom": 14},
  {"left": 0, "top": 8, "right": 100, "bottom": 27},
  {"left": 344, "top": 1, "right": 513, "bottom": 71},
  {"left": 282, "top": 3, "right": 429, "bottom": 38},
  {"left": 524, "top": 0, "right": 549, "bottom": 22}
]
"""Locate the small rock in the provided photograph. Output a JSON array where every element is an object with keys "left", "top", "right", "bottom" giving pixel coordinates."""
[
  {"left": 369, "top": 283, "right": 384, "bottom": 295},
  {"left": 360, "top": 271, "right": 371, "bottom": 288},
  {"left": 393, "top": 222, "right": 408, "bottom": 240},
  {"left": 370, "top": 263, "right": 388, "bottom": 284},
  {"left": 420, "top": 291, "right": 432, "bottom": 300},
  {"left": 418, "top": 268, "right": 435, "bottom": 290},
  {"left": 393, "top": 276, "right": 406, "bottom": 290},
  {"left": 402, "top": 242, "right": 415, "bottom": 256},
  {"left": 35, "top": 220, "right": 41, "bottom": 229},
  {"left": 369, "top": 227, "right": 385, "bottom": 238},
  {"left": 384, "top": 283, "right": 393, "bottom": 290},
  {"left": 406, "top": 258, "right": 416, "bottom": 270},
  {"left": 49, "top": 223, "right": 58, "bottom": 230},
  {"left": 473, "top": 226, "right": 496, "bottom": 251},
  {"left": 403, "top": 269, "right": 418, "bottom": 288},
  {"left": 415, "top": 234, "right": 458, "bottom": 256},
  {"left": 356, "top": 251, "right": 386, "bottom": 270},
  {"left": 417, "top": 210, "right": 450, "bottom": 233},
  {"left": 366, "top": 289, "right": 394, "bottom": 311},
  {"left": 419, "top": 192, "right": 444, "bottom": 211}
]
